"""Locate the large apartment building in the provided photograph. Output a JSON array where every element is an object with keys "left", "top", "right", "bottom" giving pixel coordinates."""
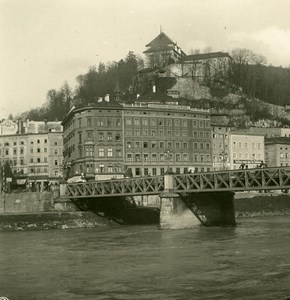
[
  {"left": 0, "top": 119, "right": 63, "bottom": 184},
  {"left": 61, "top": 97, "right": 212, "bottom": 178}
]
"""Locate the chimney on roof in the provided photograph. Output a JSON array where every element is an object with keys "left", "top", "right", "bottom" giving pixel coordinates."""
[
  {"left": 98, "top": 97, "right": 102, "bottom": 103},
  {"left": 104, "top": 94, "right": 110, "bottom": 102}
]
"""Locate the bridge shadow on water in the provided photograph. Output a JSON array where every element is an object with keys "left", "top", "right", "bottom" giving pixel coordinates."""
[{"left": 71, "top": 196, "right": 160, "bottom": 225}]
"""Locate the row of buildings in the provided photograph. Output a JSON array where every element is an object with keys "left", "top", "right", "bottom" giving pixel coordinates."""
[
  {"left": 0, "top": 119, "right": 63, "bottom": 188},
  {"left": 61, "top": 96, "right": 290, "bottom": 179},
  {"left": 1, "top": 98, "right": 290, "bottom": 186}
]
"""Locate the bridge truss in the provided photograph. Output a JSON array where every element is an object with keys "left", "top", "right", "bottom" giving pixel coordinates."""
[{"left": 66, "top": 167, "right": 290, "bottom": 198}]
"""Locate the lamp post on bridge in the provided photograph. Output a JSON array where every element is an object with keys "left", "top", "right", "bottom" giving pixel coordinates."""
[{"left": 164, "top": 149, "right": 172, "bottom": 174}]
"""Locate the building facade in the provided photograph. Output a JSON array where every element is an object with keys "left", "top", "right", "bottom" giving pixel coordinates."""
[
  {"left": 265, "top": 137, "right": 290, "bottom": 167},
  {"left": 229, "top": 132, "right": 265, "bottom": 169},
  {"left": 0, "top": 119, "right": 63, "bottom": 184},
  {"left": 61, "top": 98, "right": 212, "bottom": 178}
]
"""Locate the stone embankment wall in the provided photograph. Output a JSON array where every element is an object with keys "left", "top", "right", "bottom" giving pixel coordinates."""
[
  {"left": 234, "top": 192, "right": 290, "bottom": 217},
  {"left": 0, "top": 212, "right": 117, "bottom": 232},
  {"left": 0, "top": 191, "right": 53, "bottom": 213}
]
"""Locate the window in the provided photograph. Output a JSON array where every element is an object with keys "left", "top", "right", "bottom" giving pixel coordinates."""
[
  {"left": 99, "top": 164, "right": 105, "bottom": 173},
  {"left": 30, "top": 158, "right": 33, "bottom": 163},
  {"left": 168, "top": 142, "right": 172, "bottom": 148},
  {"left": 134, "top": 118, "right": 140, "bottom": 126},
  {"left": 87, "top": 118, "right": 92, "bottom": 127},
  {"left": 143, "top": 154, "right": 149, "bottom": 162},
  {"left": 108, "top": 164, "right": 113, "bottom": 173},
  {"left": 126, "top": 154, "right": 132, "bottom": 162},
  {"left": 54, "top": 150, "right": 58, "bottom": 155},
  {"left": 159, "top": 130, "right": 164, "bottom": 136},
  {"left": 99, "top": 148, "right": 104, "bottom": 157},
  {"left": 107, "top": 132, "right": 112, "bottom": 141},
  {"left": 199, "top": 121, "right": 204, "bottom": 128},
  {"left": 37, "top": 139, "right": 40, "bottom": 144},
  {"left": 107, "top": 118, "right": 112, "bottom": 127},
  {"left": 183, "top": 153, "right": 189, "bottom": 161},
  {"left": 176, "top": 142, "right": 180, "bottom": 149},
  {"left": 143, "top": 142, "right": 148, "bottom": 148},
  {"left": 182, "top": 130, "right": 187, "bottom": 136},
  {"left": 44, "top": 148, "right": 47, "bottom": 153},
  {"left": 115, "top": 133, "right": 121, "bottom": 141},
  {"left": 116, "top": 118, "right": 121, "bottom": 127},
  {"left": 183, "top": 142, "right": 188, "bottom": 149},
  {"left": 99, "top": 133, "right": 104, "bottom": 141},
  {"left": 151, "top": 142, "right": 157, "bottom": 149},
  {"left": 116, "top": 149, "right": 121, "bottom": 157},
  {"left": 108, "top": 148, "right": 113, "bottom": 157},
  {"left": 13, "top": 149, "right": 17, "bottom": 155},
  {"left": 200, "top": 143, "right": 204, "bottom": 150},
  {"left": 135, "top": 168, "right": 141, "bottom": 176},
  {"left": 144, "top": 168, "right": 149, "bottom": 176},
  {"left": 37, "top": 148, "right": 40, "bottom": 153},
  {"left": 134, "top": 129, "right": 140, "bottom": 136},
  {"left": 85, "top": 147, "right": 94, "bottom": 157},
  {"left": 127, "top": 141, "right": 132, "bottom": 148},
  {"left": 126, "top": 117, "right": 132, "bottom": 125},
  {"left": 98, "top": 118, "right": 104, "bottom": 126},
  {"left": 152, "top": 168, "right": 157, "bottom": 176},
  {"left": 182, "top": 120, "right": 187, "bottom": 127},
  {"left": 176, "top": 153, "right": 181, "bottom": 162},
  {"left": 159, "top": 141, "right": 164, "bottom": 148},
  {"left": 44, "top": 158, "right": 47, "bottom": 163},
  {"left": 151, "top": 129, "right": 156, "bottom": 136},
  {"left": 135, "top": 154, "right": 141, "bottom": 162},
  {"left": 44, "top": 139, "right": 47, "bottom": 143},
  {"left": 174, "top": 119, "right": 180, "bottom": 127},
  {"left": 54, "top": 160, "right": 58, "bottom": 166},
  {"left": 142, "top": 118, "right": 148, "bottom": 126},
  {"left": 175, "top": 130, "right": 180, "bottom": 136},
  {"left": 78, "top": 133, "right": 82, "bottom": 144},
  {"left": 150, "top": 118, "right": 156, "bottom": 126},
  {"left": 151, "top": 154, "right": 157, "bottom": 162},
  {"left": 135, "top": 141, "right": 140, "bottom": 148},
  {"left": 166, "top": 119, "right": 172, "bottom": 126},
  {"left": 143, "top": 129, "right": 148, "bottom": 136}
]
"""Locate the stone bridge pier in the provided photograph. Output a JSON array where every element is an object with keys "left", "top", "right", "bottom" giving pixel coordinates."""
[{"left": 159, "top": 174, "right": 236, "bottom": 229}]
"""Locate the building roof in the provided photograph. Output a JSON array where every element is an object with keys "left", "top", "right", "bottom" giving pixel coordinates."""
[
  {"left": 143, "top": 32, "right": 185, "bottom": 55},
  {"left": 61, "top": 97, "right": 123, "bottom": 125},
  {"left": 145, "top": 32, "right": 175, "bottom": 48},
  {"left": 265, "top": 137, "right": 290, "bottom": 145},
  {"left": 182, "top": 52, "right": 231, "bottom": 62}
]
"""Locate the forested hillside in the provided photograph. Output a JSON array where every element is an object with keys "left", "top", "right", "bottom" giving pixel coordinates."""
[{"left": 19, "top": 48, "right": 290, "bottom": 122}]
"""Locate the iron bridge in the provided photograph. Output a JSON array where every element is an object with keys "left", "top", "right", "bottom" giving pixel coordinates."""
[{"left": 66, "top": 166, "right": 290, "bottom": 198}]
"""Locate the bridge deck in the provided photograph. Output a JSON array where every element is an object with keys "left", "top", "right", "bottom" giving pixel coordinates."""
[{"left": 66, "top": 167, "right": 290, "bottom": 198}]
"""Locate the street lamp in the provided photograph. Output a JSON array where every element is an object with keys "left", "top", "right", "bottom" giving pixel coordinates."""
[{"left": 164, "top": 149, "right": 172, "bottom": 174}]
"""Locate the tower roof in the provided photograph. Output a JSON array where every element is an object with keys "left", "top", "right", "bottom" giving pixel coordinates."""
[{"left": 144, "top": 32, "right": 178, "bottom": 54}]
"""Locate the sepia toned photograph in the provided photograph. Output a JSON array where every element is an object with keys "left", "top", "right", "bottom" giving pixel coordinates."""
[{"left": 1, "top": 0, "right": 290, "bottom": 299}]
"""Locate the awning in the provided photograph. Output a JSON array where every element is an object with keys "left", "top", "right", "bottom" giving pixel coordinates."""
[{"left": 16, "top": 179, "right": 27, "bottom": 185}]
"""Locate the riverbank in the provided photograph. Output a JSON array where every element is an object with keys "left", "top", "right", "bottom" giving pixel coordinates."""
[
  {"left": 0, "top": 211, "right": 118, "bottom": 232},
  {"left": 235, "top": 192, "right": 290, "bottom": 218}
]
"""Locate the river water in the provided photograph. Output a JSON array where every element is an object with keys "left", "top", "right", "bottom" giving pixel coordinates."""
[{"left": 1, "top": 216, "right": 290, "bottom": 300}]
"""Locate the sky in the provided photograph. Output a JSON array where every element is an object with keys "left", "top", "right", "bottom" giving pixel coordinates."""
[{"left": 1, "top": 0, "right": 290, "bottom": 119}]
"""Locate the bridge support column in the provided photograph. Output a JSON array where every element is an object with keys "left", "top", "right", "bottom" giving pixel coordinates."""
[
  {"left": 185, "top": 191, "right": 236, "bottom": 226},
  {"left": 159, "top": 174, "right": 200, "bottom": 229}
]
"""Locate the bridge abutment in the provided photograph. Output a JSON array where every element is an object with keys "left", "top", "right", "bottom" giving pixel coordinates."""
[
  {"left": 159, "top": 192, "right": 200, "bottom": 229},
  {"left": 159, "top": 174, "right": 236, "bottom": 229},
  {"left": 183, "top": 191, "right": 236, "bottom": 226}
]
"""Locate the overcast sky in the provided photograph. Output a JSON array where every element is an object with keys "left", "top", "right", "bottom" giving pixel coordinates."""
[{"left": 1, "top": 0, "right": 290, "bottom": 119}]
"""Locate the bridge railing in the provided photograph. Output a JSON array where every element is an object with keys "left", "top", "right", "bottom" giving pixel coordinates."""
[
  {"left": 66, "top": 175, "right": 165, "bottom": 198},
  {"left": 172, "top": 166, "right": 290, "bottom": 193}
]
